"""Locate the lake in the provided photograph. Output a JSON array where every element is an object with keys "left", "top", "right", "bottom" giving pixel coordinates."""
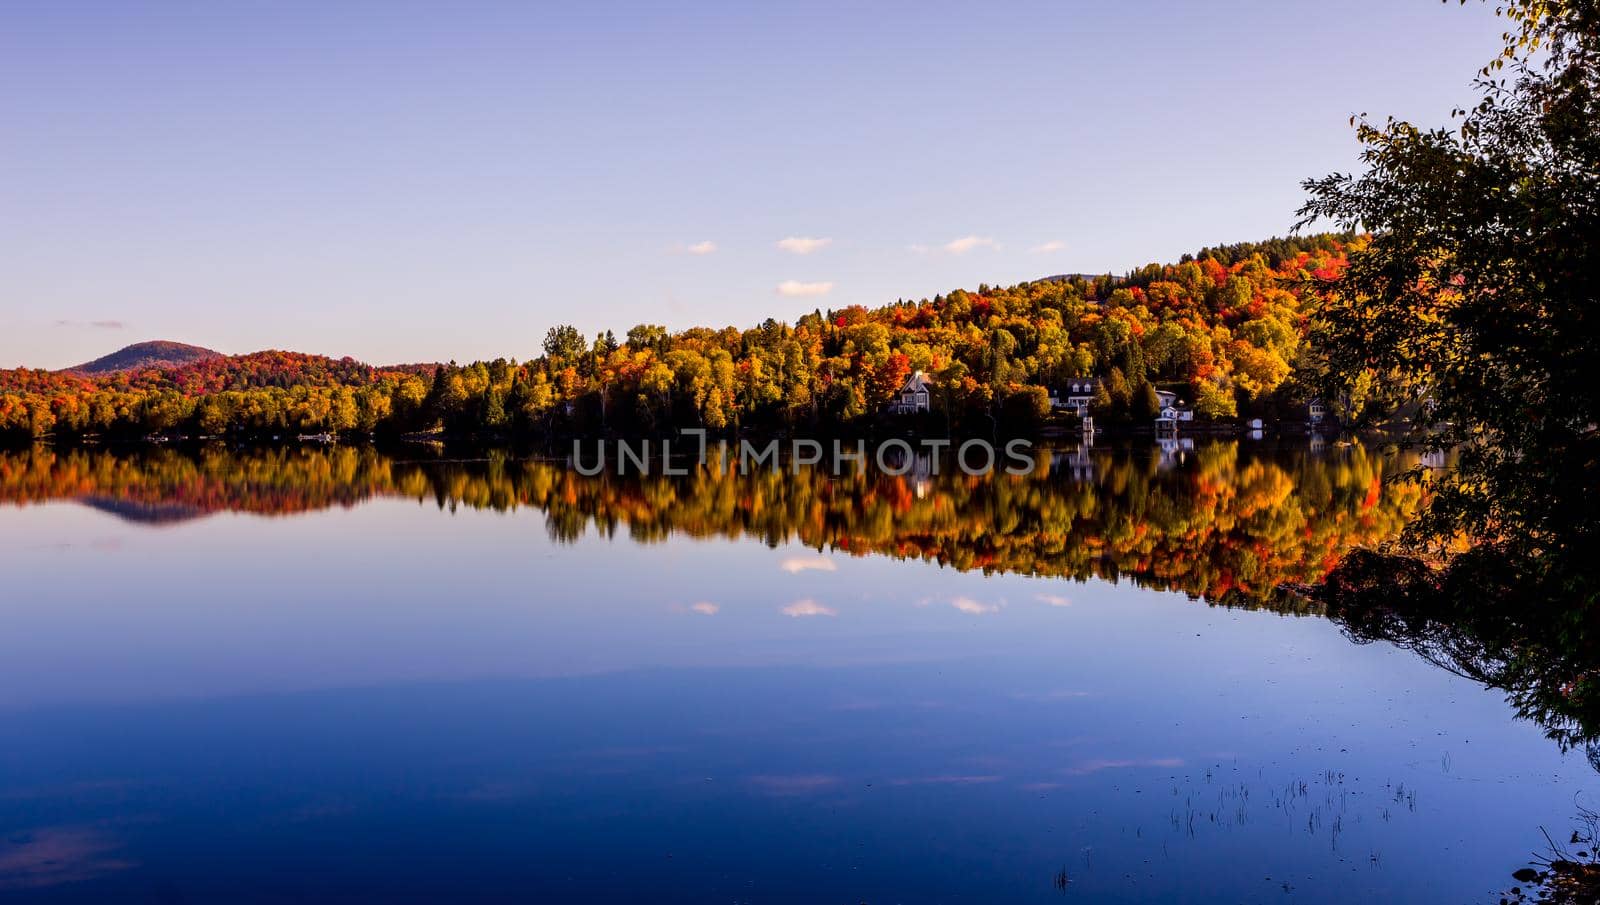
[{"left": 0, "top": 440, "right": 1589, "bottom": 903}]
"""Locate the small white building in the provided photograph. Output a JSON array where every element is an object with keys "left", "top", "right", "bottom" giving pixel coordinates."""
[
  {"left": 1154, "top": 403, "right": 1195, "bottom": 432},
  {"left": 1154, "top": 385, "right": 1195, "bottom": 431},
  {"left": 1308, "top": 398, "right": 1327, "bottom": 425},
  {"left": 886, "top": 370, "right": 933, "bottom": 415}
]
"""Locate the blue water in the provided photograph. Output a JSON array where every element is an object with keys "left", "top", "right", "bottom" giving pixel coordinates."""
[{"left": 0, "top": 474, "right": 1589, "bottom": 903}]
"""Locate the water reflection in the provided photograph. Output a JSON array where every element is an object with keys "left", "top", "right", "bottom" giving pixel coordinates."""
[
  {"left": 1319, "top": 550, "right": 1600, "bottom": 766},
  {"left": 1, "top": 439, "right": 1593, "bottom": 903},
  {"left": 0, "top": 440, "right": 1422, "bottom": 606},
  {"left": 1313, "top": 548, "right": 1600, "bottom": 901}
]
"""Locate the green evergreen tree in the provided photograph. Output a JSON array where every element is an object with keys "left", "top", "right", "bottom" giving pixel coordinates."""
[
  {"left": 1134, "top": 381, "right": 1162, "bottom": 420},
  {"left": 1105, "top": 368, "right": 1132, "bottom": 414}
]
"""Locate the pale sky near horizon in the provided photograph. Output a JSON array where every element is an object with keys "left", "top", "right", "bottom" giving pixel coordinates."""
[{"left": 2, "top": 1, "right": 1506, "bottom": 369}]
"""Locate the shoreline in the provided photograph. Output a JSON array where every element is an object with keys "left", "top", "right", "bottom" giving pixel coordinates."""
[{"left": 0, "top": 423, "right": 1410, "bottom": 455}]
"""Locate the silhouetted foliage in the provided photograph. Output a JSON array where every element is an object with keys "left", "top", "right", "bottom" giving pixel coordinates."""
[{"left": 1299, "top": 0, "right": 1600, "bottom": 605}]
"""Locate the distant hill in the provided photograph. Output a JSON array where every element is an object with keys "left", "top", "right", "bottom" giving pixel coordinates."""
[
  {"left": 125, "top": 349, "right": 402, "bottom": 393},
  {"left": 3, "top": 346, "right": 410, "bottom": 397},
  {"left": 67, "top": 341, "right": 221, "bottom": 375},
  {"left": 1036, "top": 272, "right": 1104, "bottom": 282},
  {"left": 381, "top": 362, "right": 448, "bottom": 376}
]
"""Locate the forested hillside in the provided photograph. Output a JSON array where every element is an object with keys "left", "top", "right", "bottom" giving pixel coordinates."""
[
  {"left": 67, "top": 340, "right": 221, "bottom": 375},
  {"left": 0, "top": 234, "right": 1351, "bottom": 441}
]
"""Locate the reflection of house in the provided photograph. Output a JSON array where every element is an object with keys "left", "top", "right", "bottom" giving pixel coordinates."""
[
  {"left": 1049, "top": 378, "right": 1100, "bottom": 416},
  {"left": 907, "top": 452, "right": 936, "bottom": 498},
  {"left": 1157, "top": 435, "right": 1195, "bottom": 469},
  {"left": 885, "top": 371, "right": 933, "bottom": 414},
  {"left": 1050, "top": 444, "right": 1096, "bottom": 482}
]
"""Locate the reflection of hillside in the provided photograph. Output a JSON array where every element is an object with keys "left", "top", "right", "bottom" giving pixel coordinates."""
[
  {"left": 0, "top": 446, "right": 391, "bottom": 518},
  {"left": 0, "top": 442, "right": 1422, "bottom": 606},
  {"left": 77, "top": 495, "right": 211, "bottom": 525},
  {"left": 1317, "top": 550, "right": 1600, "bottom": 767}
]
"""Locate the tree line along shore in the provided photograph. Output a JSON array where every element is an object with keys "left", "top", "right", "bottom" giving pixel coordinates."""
[{"left": 2, "top": 234, "right": 1362, "bottom": 444}]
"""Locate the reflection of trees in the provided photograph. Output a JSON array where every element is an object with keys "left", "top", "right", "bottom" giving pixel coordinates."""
[
  {"left": 0, "top": 445, "right": 398, "bottom": 519},
  {"left": 1317, "top": 550, "right": 1600, "bottom": 770},
  {"left": 1316, "top": 549, "right": 1600, "bottom": 900},
  {"left": 0, "top": 441, "right": 1420, "bottom": 607}
]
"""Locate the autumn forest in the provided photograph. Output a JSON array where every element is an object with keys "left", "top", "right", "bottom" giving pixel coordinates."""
[{"left": 0, "top": 234, "right": 1351, "bottom": 443}]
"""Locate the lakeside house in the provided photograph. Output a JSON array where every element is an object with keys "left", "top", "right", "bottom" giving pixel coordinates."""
[
  {"left": 1047, "top": 378, "right": 1198, "bottom": 431},
  {"left": 886, "top": 370, "right": 933, "bottom": 414},
  {"left": 1154, "top": 389, "right": 1195, "bottom": 431},
  {"left": 1048, "top": 378, "right": 1100, "bottom": 416},
  {"left": 1308, "top": 398, "right": 1328, "bottom": 425},
  {"left": 1155, "top": 403, "right": 1195, "bottom": 430}
]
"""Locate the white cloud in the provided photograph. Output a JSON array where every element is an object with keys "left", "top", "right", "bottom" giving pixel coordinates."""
[
  {"left": 887, "top": 774, "right": 1003, "bottom": 786},
  {"left": 943, "top": 235, "right": 998, "bottom": 254},
  {"left": 775, "top": 280, "right": 834, "bottom": 297},
  {"left": 684, "top": 240, "right": 717, "bottom": 255},
  {"left": 776, "top": 236, "right": 832, "bottom": 255},
  {"left": 690, "top": 601, "right": 719, "bottom": 615},
  {"left": 782, "top": 599, "right": 837, "bottom": 618},
  {"left": 950, "top": 596, "right": 1000, "bottom": 615},
  {"left": 1063, "top": 757, "right": 1185, "bottom": 776},
  {"left": 1035, "top": 593, "right": 1072, "bottom": 607},
  {"left": 747, "top": 774, "right": 839, "bottom": 795},
  {"left": 1031, "top": 240, "right": 1067, "bottom": 253},
  {"left": 780, "top": 555, "right": 837, "bottom": 574},
  {"left": 1011, "top": 689, "right": 1092, "bottom": 701}
]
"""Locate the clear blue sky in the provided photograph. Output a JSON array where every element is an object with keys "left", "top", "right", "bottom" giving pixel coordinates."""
[{"left": 1, "top": 0, "right": 1504, "bottom": 368}]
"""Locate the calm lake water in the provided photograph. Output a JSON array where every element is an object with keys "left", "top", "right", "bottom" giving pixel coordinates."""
[{"left": 0, "top": 441, "right": 1589, "bottom": 903}]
